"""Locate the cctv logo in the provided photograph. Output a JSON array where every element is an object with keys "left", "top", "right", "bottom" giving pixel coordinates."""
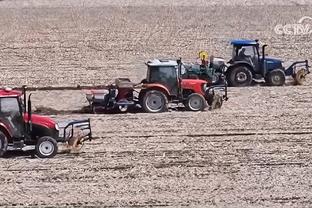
[{"left": 274, "top": 16, "right": 312, "bottom": 35}]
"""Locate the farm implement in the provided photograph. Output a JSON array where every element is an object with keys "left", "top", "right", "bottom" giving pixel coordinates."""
[
  {"left": 0, "top": 86, "right": 92, "bottom": 158},
  {"left": 86, "top": 58, "right": 228, "bottom": 113},
  {"left": 182, "top": 51, "right": 227, "bottom": 85}
]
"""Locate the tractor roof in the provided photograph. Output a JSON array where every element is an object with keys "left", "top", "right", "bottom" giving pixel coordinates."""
[
  {"left": 230, "top": 39, "right": 258, "bottom": 46},
  {"left": 146, "top": 59, "right": 178, "bottom": 67},
  {"left": 0, "top": 88, "right": 23, "bottom": 97}
]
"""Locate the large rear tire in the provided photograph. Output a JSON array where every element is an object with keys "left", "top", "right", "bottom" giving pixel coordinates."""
[
  {"left": 265, "top": 69, "right": 286, "bottom": 86},
  {"left": 0, "top": 132, "right": 8, "bottom": 157},
  {"left": 227, "top": 65, "right": 253, "bottom": 87},
  {"left": 142, "top": 90, "right": 168, "bottom": 113},
  {"left": 35, "top": 136, "right": 58, "bottom": 158},
  {"left": 185, "top": 93, "right": 206, "bottom": 111}
]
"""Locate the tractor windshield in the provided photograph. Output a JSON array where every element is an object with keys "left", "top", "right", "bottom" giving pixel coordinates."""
[
  {"left": 232, "top": 45, "right": 256, "bottom": 63},
  {"left": 148, "top": 66, "right": 177, "bottom": 83},
  {"left": 0, "top": 97, "right": 21, "bottom": 116},
  {"left": 148, "top": 66, "right": 178, "bottom": 95}
]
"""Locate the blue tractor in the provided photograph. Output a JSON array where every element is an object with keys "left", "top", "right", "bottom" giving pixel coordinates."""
[{"left": 226, "top": 39, "right": 310, "bottom": 87}]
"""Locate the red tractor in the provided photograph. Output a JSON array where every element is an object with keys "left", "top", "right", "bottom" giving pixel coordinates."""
[
  {"left": 0, "top": 86, "right": 92, "bottom": 158},
  {"left": 86, "top": 59, "right": 228, "bottom": 113}
]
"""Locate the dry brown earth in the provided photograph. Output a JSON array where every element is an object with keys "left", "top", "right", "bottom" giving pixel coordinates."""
[{"left": 0, "top": 1, "right": 312, "bottom": 207}]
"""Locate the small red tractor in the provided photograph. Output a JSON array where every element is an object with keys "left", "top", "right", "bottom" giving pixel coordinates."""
[
  {"left": 0, "top": 86, "right": 92, "bottom": 158},
  {"left": 86, "top": 58, "right": 228, "bottom": 113}
]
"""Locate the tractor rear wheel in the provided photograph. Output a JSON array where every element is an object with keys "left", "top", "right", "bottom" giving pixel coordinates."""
[
  {"left": 185, "top": 93, "right": 206, "bottom": 111},
  {"left": 35, "top": 136, "right": 58, "bottom": 158},
  {"left": 227, "top": 65, "right": 253, "bottom": 87},
  {"left": 142, "top": 90, "right": 168, "bottom": 113},
  {"left": 293, "top": 69, "right": 306, "bottom": 85},
  {"left": 265, "top": 69, "right": 286, "bottom": 86},
  {"left": 0, "top": 132, "right": 8, "bottom": 157}
]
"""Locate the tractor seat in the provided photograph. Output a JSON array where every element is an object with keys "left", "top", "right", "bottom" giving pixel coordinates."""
[{"left": 115, "top": 78, "right": 135, "bottom": 89}]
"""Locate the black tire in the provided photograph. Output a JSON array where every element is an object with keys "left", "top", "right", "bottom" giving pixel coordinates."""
[
  {"left": 0, "top": 132, "right": 8, "bottom": 157},
  {"left": 91, "top": 103, "right": 105, "bottom": 114},
  {"left": 227, "top": 65, "right": 253, "bottom": 87},
  {"left": 185, "top": 93, "right": 206, "bottom": 111},
  {"left": 265, "top": 69, "right": 286, "bottom": 86},
  {"left": 142, "top": 90, "right": 168, "bottom": 113},
  {"left": 35, "top": 136, "right": 58, "bottom": 158},
  {"left": 138, "top": 90, "right": 147, "bottom": 107}
]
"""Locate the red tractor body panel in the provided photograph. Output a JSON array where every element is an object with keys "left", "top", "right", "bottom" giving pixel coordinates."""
[
  {"left": 181, "top": 79, "right": 206, "bottom": 95},
  {"left": 0, "top": 89, "right": 23, "bottom": 97},
  {"left": 23, "top": 113, "right": 56, "bottom": 129},
  {"left": 142, "top": 83, "right": 171, "bottom": 96}
]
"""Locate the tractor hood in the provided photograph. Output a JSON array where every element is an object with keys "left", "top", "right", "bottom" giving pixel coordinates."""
[
  {"left": 23, "top": 113, "right": 56, "bottom": 129},
  {"left": 181, "top": 79, "right": 207, "bottom": 91},
  {"left": 263, "top": 56, "right": 283, "bottom": 64},
  {"left": 263, "top": 56, "right": 283, "bottom": 70}
]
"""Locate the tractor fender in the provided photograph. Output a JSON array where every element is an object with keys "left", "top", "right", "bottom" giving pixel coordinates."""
[
  {"left": 31, "top": 124, "right": 59, "bottom": 142},
  {"left": 140, "top": 83, "right": 170, "bottom": 98},
  {"left": 0, "top": 124, "right": 12, "bottom": 141},
  {"left": 226, "top": 61, "right": 255, "bottom": 75}
]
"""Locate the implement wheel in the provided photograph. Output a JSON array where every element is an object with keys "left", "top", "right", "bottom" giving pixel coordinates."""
[
  {"left": 207, "top": 94, "right": 223, "bottom": 110},
  {"left": 293, "top": 69, "right": 306, "bottom": 85},
  {"left": 211, "top": 94, "right": 223, "bottom": 110}
]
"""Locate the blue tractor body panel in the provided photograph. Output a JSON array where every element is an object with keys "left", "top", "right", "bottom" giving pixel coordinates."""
[{"left": 263, "top": 57, "right": 284, "bottom": 73}]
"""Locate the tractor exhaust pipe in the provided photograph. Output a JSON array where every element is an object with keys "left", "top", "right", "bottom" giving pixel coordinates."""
[
  {"left": 262, "top": 44, "right": 268, "bottom": 76},
  {"left": 22, "top": 85, "right": 27, "bottom": 114},
  {"left": 27, "top": 94, "right": 32, "bottom": 132},
  {"left": 262, "top": 44, "right": 267, "bottom": 60}
]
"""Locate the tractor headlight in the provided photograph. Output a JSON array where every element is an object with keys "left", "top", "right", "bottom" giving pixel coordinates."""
[
  {"left": 202, "top": 83, "right": 208, "bottom": 92},
  {"left": 55, "top": 123, "right": 60, "bottom": 131}
]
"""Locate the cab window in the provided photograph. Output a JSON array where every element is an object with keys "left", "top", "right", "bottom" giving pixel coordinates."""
[{"left": 0, "top": 97, "right": 21, "bottom": 115}]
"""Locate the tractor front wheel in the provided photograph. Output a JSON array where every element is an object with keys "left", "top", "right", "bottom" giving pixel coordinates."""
[
  {"left": 265, "top": 69, "right": 286, "bottom": 86},
  {"left": 35, "top": 136, "right": 58, "bottom": 158},
  {"left": 185, "top": 93, "right": 206, "bottom": 111},
  {"left": 0, "top": 132, "right": 8, "bottom": 157},
  {"left": 227, "top": 66, "right": 253, "bottom": 87},
  {"left": 142, "top": 90, "right": 168, "bottom": 113}
]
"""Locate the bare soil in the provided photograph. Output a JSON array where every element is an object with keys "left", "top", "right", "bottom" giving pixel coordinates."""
[{"left": 0, "top": 1, "right": 312, "bottom": 207}]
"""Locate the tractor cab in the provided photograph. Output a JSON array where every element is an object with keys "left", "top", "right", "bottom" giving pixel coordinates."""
[
  {"left": 230, "top": 39, "right": 261, "bottom": 72},
  {"left": 230, "top": 39, "right": 283, "bottom": 76},
  {"left": 0, "top": 89, "right": 25, "bottom": 138},
  {"left": 145, "top": 59, "right": 180, "bottom": 96}
]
